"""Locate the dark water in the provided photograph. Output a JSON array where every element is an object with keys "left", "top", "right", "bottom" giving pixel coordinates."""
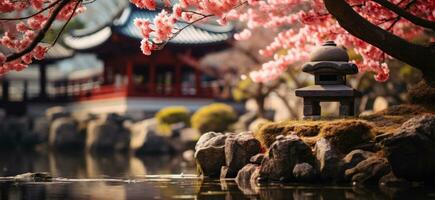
[{"left": 1, "top": 151, "right": 435, "bottom": 200}]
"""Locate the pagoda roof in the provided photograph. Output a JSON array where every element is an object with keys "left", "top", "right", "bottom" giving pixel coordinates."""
[{"left": 64, "top": 5, "right": 233, "bottom": 50}]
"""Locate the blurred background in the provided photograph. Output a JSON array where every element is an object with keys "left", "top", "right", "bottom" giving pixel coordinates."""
[{"left": 0, "top": 0, "right": 423, "bottom": 180}]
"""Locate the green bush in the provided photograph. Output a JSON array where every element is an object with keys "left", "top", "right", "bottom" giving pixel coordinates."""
[
  {"left": 191, "top": 103, "right": 238, "bottom": 133},
  {"left": 155, "top": 106, "right": 190, "bottom": 135}
]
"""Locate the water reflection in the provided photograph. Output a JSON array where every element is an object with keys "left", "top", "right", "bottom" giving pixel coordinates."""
[
  {"left": 0, "top": 150, "right": 196, "bottom": 178},
  {"left": 1, "top": 151, "right": 435, "bottom": 199}
]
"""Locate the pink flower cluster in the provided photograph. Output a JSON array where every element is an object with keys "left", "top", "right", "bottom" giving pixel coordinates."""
[
  {"left": 1, "top": 0, "right": 433, "bottom": 84},
  {"left": 0, "top": 0, "right": 84, "bottom": 74},
  {"left": 129, "top": 0, "right": 432, "bottom": 83}
]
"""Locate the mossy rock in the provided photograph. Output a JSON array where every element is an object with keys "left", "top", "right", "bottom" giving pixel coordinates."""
[
  {"left": 319, "top": 120, "right": 374, "bottom": 153},
  {"left": 155, "top": 106, "right": 190, "bottom": 135},
  {"left": 254, "top": 120, "right": 324, "bottom": 148},
  {"left": 191, "top": 103, "right": 237, "bottom": 134},
  {"left": 408, "top": 80, "right": 435, "bottom": 106},
  {"left": 361, "top": 104, "right": 435, "bottom": 135}
]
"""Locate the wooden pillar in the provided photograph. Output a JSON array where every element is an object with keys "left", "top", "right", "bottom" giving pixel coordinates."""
[
  {"left": 2, "top": 80, "right": 9, "bottom": 102},
  {"left": 195, "top": 70, "right": 202, "bottom": 96},
  {"left": 149, "top": 63, "right": 156, "bottom": 95},
  {"left": 39, "top": 63, "right": 47, "bottom": 99},
  {"left": 126, "top": 61, "right": 134, "bottom": 93},
  {"left": 175, "top": 64, "right": 182, "bottom": 96}
]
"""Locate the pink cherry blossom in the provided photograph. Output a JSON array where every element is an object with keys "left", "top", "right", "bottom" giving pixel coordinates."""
[{"left": 1, "top": 0, "right": 433, "bottom": 83}]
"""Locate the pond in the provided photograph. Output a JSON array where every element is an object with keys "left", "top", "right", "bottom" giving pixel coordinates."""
[{"left": 1, "top": 150, "right": 435, "bottom": 200}]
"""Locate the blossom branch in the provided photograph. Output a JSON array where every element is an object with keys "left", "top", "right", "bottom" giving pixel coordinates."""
[
  {"left": 370, "top": 0, "right": 435, "bottom": 30},
  {"left": 0, "top": 0, "right": 62, "bottom": 21},
  {"left": 5, "top": 0, "right": 73, "bottom": 62}
]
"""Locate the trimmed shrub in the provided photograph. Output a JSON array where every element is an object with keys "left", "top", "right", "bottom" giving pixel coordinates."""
[
  {"left": 191, "top": 103, "right": 238, "bottom": 134},
  {"left": 155, "top": 106, "right": 190, "bottom": 135}
]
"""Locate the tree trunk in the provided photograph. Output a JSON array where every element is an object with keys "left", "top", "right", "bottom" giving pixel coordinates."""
[
  {"left": 323, "top": 0, "right": 435, "bottom": 86},
  {"left": 255, "top": 83, "right": 266, "bottom": 118}
]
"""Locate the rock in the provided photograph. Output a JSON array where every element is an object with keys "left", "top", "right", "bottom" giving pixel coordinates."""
[
  {"left": 342, "top": 149, "right": 374, "bottom": 170},
  {"left": 314, "top": 138, "right": 344, "bottom": 181},
  {"left": 45, "top": 106, "right": 70, "bottom": 122},
  {"left": 195, "top": 132, "right": 223, "bottom": 150},
  {"left": 13, "top": 172, "right": 52, "bottom": 182},
  {"left": 250, "top": 154, "right": 265, "bottom": 165},
  {"left": 235, "top": 164, "right": 260, "bottom": 195},
  {"left": 379, "top": 172, "right": 410, "bottom": 188},
  {"left": 259, "top": 135, "right": 316, "bottom": 182},
  {"left": 319, "top": 120, "right": 374, "bottom": 154},
  {"left": 0, "top": 117, "right": 33, "bottom": 147},
  {"left": 195, "top": 132, "right": 229, "bottom": 178},
  {"left": 182, "top": 150, "right": 195, "bottom": 162},
  {"left": 128, "top": 118, "right": 173, "bottom": 154},
  {"left": 86, "top": 117, "right": 130, "bottom": 152},
  {"left": 49, "top": 117, "right": 83, "bottom": 149},
  {"left": 383, "top": 114, "right": 435, "bottom": 182},
  {"left": 345, "top": 157, "right": 391, "bottom": 185},
  {"left": 224, "top": 131, "right": 261, "bottom": 178},
  {"left": 293, "top": 163, "right": 317, "bottom": 182},
  {"left": 32, "top": 116, "right": 50, "bottom": 143},
  {"left": 373, "top": 97, "right": 389, "bottom": 113}
]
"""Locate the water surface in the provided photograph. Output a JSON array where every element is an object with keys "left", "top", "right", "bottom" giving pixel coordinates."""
[{"left": 1, "top": 150, "right": 435, "bottom": 200}]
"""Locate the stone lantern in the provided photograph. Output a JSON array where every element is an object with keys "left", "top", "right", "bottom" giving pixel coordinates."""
[{"left": 295, "top": 41, "right": 361, "bottom": 118}]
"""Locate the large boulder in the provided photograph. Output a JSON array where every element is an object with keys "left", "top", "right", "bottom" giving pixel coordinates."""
[
  {"left": 195, "top": 132, "right": 229, "bottom": 178},
  {"left": 49, "top": 117, "right": 83, "bottom": 149},
  {"left": 345, "top": 157, "right": 391, "bottom": 185},
  {"left": 259, "top": 135, "right": 316, "bottom": 182},
  {"left": 86, "top": 115, "right": 130, "bottom": 152},
  {"left": 224, "top": 131, "right": 261, "bottom": 178},
  {"left": 128, "top": 118, "right": 173, "bottom": 154},
  {"left": 314, "top": 138, "right": 343, "bottom": 181},
  {"left": 383, "top": 114, "right": 435, "bottom": 182}
]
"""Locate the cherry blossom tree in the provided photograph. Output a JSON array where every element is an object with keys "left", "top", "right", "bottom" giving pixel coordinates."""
[{"left": 1, "top": 0, "right": 434, "bottom": 85}]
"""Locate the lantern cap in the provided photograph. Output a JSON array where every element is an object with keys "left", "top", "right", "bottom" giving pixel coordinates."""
[
  {"left": 310, "top": 41, "right": 349, "bottom": 62},
  {"left": 302, "top": 41, "right": 358, "bottom": 75}
]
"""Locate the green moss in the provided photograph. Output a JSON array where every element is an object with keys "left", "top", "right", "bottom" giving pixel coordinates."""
[
  {"left": 191, "top": 103, "right": 238, "bottom": 134},
  {"left": 361, "top": 104, "right": 435, "bottom": 135},
  {"left": 254, "top": 120, "right": 325, "bottom": 148},
  {"left": 255, "top": 119, "right": 374, "bottom": 152},
  {"left": 319, "top": 120, "right": 374, "bottom": 153},
  {"left": 155, "top": 106, "right": 190, "bottom": 136}
]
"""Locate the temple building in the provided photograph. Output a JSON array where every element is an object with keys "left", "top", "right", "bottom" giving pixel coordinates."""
[{"left": 0, "top": 3, "right": 240, "bottom": 116}]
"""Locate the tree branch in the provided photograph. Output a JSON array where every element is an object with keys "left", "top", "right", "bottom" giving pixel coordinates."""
[
  {"left": 0, "top": 0, "right": 62, "bottom": 21},
  {"left": 323, "top": 0, "right": 435, "bottom": 85},
  {"left": 5, "top": 0, "right": 73, "bottom": 62},
  {"left": 370, "top": 0, "right": 435, "bottom": 30}
]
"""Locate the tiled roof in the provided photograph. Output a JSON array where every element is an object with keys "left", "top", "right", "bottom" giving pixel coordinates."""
[
  {"left": 114, "top": 6, "right": 233, "bottom": 45},
  {"left": 64, "top": 4, "right": 233, "bottom": 50}
]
